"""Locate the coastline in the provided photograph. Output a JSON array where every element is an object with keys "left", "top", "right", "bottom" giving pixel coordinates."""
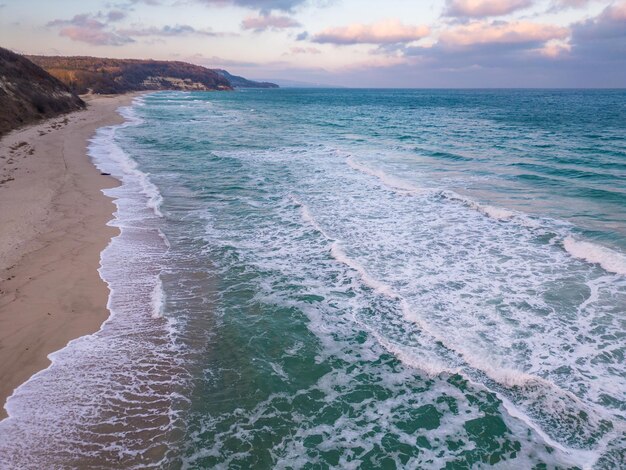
[{"left": 0, "top": 94, "right": 137, "bottom": 419}]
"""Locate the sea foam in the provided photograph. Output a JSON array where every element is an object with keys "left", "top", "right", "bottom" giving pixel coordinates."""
[
  {"left": 563, "top": 237, "right": 626, "bottom": 275},
  {"left": 292, "top": 177, "right": 623, "bottom": 462},
  {"left": 344, "top": 155, "right": 543, "bottom": 228},
  {"left": 346, "top": 156, "right": 421, "bottom": 194},
  {"left": 102, "top": 102, "right": 165, "bottom": 218},
  {"left": 151, "top": 274, "right": 166, "bottom": 319},
  {"left": 0, "top": 95, "right": 180, "bottom": 468}
]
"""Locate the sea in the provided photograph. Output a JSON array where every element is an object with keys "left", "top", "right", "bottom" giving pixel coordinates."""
[{"left": 0, "top": 89, "right": 625, "bottom": 469}]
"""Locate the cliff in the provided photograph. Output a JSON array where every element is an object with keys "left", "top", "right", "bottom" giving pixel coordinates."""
[
  {"left": 0, "top": 48, "right": 85, "bottom": 137},
  {"left": 27, "top": 56, "right": 233, "bottom": 94}
]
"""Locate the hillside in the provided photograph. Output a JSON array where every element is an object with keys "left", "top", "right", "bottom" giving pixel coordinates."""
[
  {"left": 0, "top": 48, "right": 85, "bottom": 137},
  {"left": 215, "top": 70, "right": 278, "bottom": 89},
  {"left": 27, "top": 56, "right": 233, "bottom": 94}
]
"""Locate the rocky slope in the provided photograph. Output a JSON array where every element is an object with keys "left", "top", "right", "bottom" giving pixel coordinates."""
[
  {"left": 0, "top": 48, "right": 85, "bottom": 137},
  {"left": 27, "top": 56, "right": 234, "bottom": 94}
]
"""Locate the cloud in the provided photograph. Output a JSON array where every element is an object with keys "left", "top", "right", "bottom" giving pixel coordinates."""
[
  {"left": 439, "top": 20, "right": 569, "bottom": 47},
  {"left": 286, "top": 46, "right": 321, "bottom": 54},
  {"left": 48, "top": 10, "right": 231, "bottom": 45},
  {"left": 106, "top": 10, "right": 127, "bottom": 22},
  {"left": 110, "top": 0, "right": 161, "bottom": 9},
  {"left": 312, "top": 19, "right": 430, "bottom": 45},
  {"left": 444, "top": 0, "right": 533, "bottom": 18},
  {"left": 539, "top": 41, "right": 571, "bottom": 57},
  {"left": 129, "top": 0, "right": 162, "bottom": 4},
  {"left": 571, "top": 1, "right": 626, "bottom": 42},
  {"left": 47, "top": 14, "right": 134, "bottom": 46},
  {"left": 119, "top": 24, "right": 223, "bottom": 37},
  {"left": 567, "top": 1, "right": 626, "bottom": 61},
  {"left": 57, "top": 27, "right": 133, "bottom": 46},
  {"left": 195, "top": 0, "right": 307, "bottom": 13},
  {"left": 387, "top": 19, "right": 573, "bottom": 84},
  {"left": 362, "top": 3, "right": 625, "bottom": 87},
  {"left": 550, "top": 0, "right": 592, "bottom": 10},
  {"left": 47, "top": 14, "right": 98, "bottom": 28},
  {"left": 207, "top": 0, "right": 625, "bottom": 87},
  {"left": 241, "top": 14, "right": 300, "bottom": 31},
  {"left": 600, "top": 0, "right": 626, "bottom": 21},
  {"left": 185, "top": 53, "right": 262, "bottom": 67}
]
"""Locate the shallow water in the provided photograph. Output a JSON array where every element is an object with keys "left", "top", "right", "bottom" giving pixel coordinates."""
[{"left": 1, "top": 89, "right": 625, "bottom": 469}]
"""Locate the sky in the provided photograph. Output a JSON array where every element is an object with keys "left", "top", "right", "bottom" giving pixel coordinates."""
[{"left": 0, "top": 0, "right": 625, "bottom": 87}]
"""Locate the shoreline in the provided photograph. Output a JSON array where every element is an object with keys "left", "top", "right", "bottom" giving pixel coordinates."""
[{"left": 0, "top": 94, "right": 138, "bottom": 419}]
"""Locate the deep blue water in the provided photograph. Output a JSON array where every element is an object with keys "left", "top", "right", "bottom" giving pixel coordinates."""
[{"left": 1, "top": 89, "right": 625, "bottom": 469}]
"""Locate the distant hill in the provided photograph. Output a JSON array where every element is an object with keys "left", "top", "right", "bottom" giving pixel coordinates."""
[
  {"left": 215, "top": 70, "right": 278, "bottom": 89},
  {"left": 0, "top": 48, "right": 85, "bottom": 137},
  {"left": 257, "top": 78, "right": 338, "bottom": 88},
  {"left": 27, "top": 56, "right": 233, "bottom": 94}
]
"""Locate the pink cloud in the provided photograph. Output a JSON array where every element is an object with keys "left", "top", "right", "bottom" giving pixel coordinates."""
[
  {"left": 48, "top": 14, "right": 133, "bottom": 46},
  {"left": 539, "top": 41, "right": 571, "bottom": 57},
  {"left": 241, "top": 14, "right": 300, "bottom": 31},
  {"left": 604, "top": 1, "right": 626, "bottom": 21},
  {"left": 439, "top": 21, "right": 569, "bottom": 47},
  {"left": 313, "top": 20, "right": 430, "bottom": 45},
  {"left": 444, "top": 0, "right": 533, "bottom": 18},
  {"left": 58, "top": 26, "right": 132, "bottom": 46}
]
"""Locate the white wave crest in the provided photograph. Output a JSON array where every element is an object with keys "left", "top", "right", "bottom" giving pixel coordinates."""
[
  {"left": 157, "top": 228, "right": 171, "bottom": 249},
  {"left": 346, "top": 156, "right": 421, "bottom": 194},
  {"left": 89, "top": 103, "right": 164, "bottom": 218},
  {"left": 291, "top": 195, "right": 331, "bottom": 239},
  {"left": 151, "top": 275, "right": 166, "bottom": 319},
  {"left": 438, "top": 190, "right": 543, "bottom": 228},
  {"left": 563, "top": 237, "right": 626, "bottom": 275},
  {"left": 330, "top": 242, "right": 397, "bottom": 298},
  {"left": 440, "top": 191, "right": 515, "bottom": 220}
]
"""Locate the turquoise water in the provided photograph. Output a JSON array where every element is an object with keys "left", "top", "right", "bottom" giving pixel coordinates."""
[{"left": 1, "top": 89, "right": 625, "bottom": 468}]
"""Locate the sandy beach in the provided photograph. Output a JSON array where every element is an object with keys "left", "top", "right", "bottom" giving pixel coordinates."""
[{"left": 0, "top": 94, "right": 136, "bottom": 419}]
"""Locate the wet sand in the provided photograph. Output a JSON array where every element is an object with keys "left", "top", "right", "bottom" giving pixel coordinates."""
[{"left": 0, "top": 94, "right": 137, "bottom": 419}]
